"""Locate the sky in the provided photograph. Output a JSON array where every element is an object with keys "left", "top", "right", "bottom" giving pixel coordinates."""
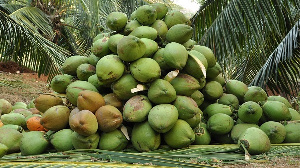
[{"left": 172, "top": 0, "right": 200, "bottom": 18}]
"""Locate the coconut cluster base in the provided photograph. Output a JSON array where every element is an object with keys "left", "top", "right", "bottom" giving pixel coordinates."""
[{"left": 0, "top": 144, "right": 299, "bottom": 167}]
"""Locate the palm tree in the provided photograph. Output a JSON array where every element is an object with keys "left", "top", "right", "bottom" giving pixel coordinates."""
[{"left": 0, "top": 0, "right": 299, "bottom": 100}]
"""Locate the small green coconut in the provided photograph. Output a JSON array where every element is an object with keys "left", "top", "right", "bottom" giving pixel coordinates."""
[
  {"left": 206, "top": 62, "right": 222, "bottom": 79},
  {"left": 76, "top": 63, "right": 96, "bottom": 81},
  {"left": 203, "top": 103, "right": 232, "bottom": 118},
  {"left": 151, "top": 20, "right": 168, "bottom": 40},
  {"left": 96, "top": 55, "right": 125, "bottom": 83},
  {"left": 0, "top": 99, "right": 12, "bottom": 115},
  {"left": 50, "top": 74, "right": 73, "bottom": 93},
  {"left": 0, "top": 128, "right": 22, "bottom": 153},
  {"left": 289, "top": 108, "right": 300, "bottom": 120},
  {"left": 148, "top": 79, "right": 177, "bottom": 104},
  {"left": 218, "top": 94, "right": 239, "bottom": 111},
  {"left": 20, "top": 131, "right": 49, "bottom": 156},
  {"left": 267, "top": 96, "right": 292, "bottom": 108},
  {"left": 112, "top": 74, "right": 138, "bottom": 100},
  {"left": 163, "top": 42, "right": 188, "bottom": 70},
  {"left": 135, "top": 5, "right": 157, "bottom": 25},
  {"left": 166, "top": 24, "right": 193, "bottom": 44},
  {"left": 207, "top": 113, "right": 234, "bottom": 135},
  {"left": 0, "top": 143, "right": 8, "bottom": 158},
  {"left": 123, "top": 95, "right": 152, "bottom": 122},
  {"left": 108, "top": 34, "right": 124, "bottom": 53},
  {"left": 140, "top": 38, "right": 158, "bottom": 58},
  {"left": 106, "top": 12, "right": 128, "bottom": 31},
  {"left": 225, "top": 80, "right": 248, "bottom": 102},
  {"left": 130, "top": 58, "right": 161, "bottom": 83},
  {"left": 284, "top": 122, "right": 300, "bottom": 143},
  {"left": 71, "top": 132, "right": 100, "bottom": 149},
  {"left": 173, "top": 96, "right": 202, "bottom": 120},
  {"left": 150, "top": 3, "right": 168, "bottom": 19},
  {"left": 164, "top": 10, "right": 190, "bottom": 29},
  {"left": 99, "top": 129, "right": 128, "bottom": 151},
  {"left": 117, "top": 35, "right": 146, "bottom": 62},
  {"left": 244, "top": 86, "right": 268, "bottom": 103},
  {"left": 262, "top": 101, "right": 291, "bottom": 121},
  {"left": 130, "top": 26, "right": 158, "bottom": 40},
  {"left": 260, "top": 121, "right": 286, "bottom": 144},
  {"left": 202, "top": 81, "right": 223, "bottom": 101},
  {"left": 238, "top": 101, "right": 262, "bottom": 124},
  {"left": 170, "top": 73, "right": 200, "bottom": 97},
  {"left": 50, "top": 129, "right": 74, "bottom": 152},
  {"left": 123, "top": 20, "right": 141, "bottom": 35},
  {"left": 163, "top": 120, "right": 195, "bottom": 149},
  {"left": 148, "top": 104, "right": 178, "bottom": 133},
  {"left": 131, "top": 121, "right": 161, "bottom": 152},
  {"left": 62, "top": 55, "right": 89, "bottom": 76},
  {"left": 230, "top": 124, "right": 259, "bottom": 144},
  {"left": 91, "top": 37, "right": 110, "bottom": 58},
  {"left": 1, "top": 113, "right": 26, "bottom": 128},
  {"left": 193, "top": 126, "right": 211, "bottom": 145},
  {"left": 238, "top": 127, "right": 271, "bottom": 155},
  {"left": 192, "top": 45, "right": 216, "bottom": 68},
  {"left": 190, "top": 90, "right": 204, "bottom": 106}
]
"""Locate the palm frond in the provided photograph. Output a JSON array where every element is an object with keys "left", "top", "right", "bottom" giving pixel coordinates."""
[
  {"left": 0, "top": 10, "right": 71, "bottom": 80},
  {"left": 251, "top": 20, "right": 300, "bottom": 97},
  {"left": 9, "top": 6, "right": 55, "bottom": 40},
  {"left": 192, "top": 0, "right": 300, "bottom": 98},
  {"left": 0, "top": 0, "right": 28, "bottom": 14}
]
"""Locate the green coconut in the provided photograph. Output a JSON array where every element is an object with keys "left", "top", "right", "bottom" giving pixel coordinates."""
[
  {"left": 173, "top": 96, "right": 202, "bottom": 120},
  {"left": 20, "top": 131, "right": 49, "bottom": 156},
  {"left": 166, "top": 24, "right": 193, "bottom": 44},
  {"left": 238, "top": 101, "right": 263, "bottom": 124},
  {"left": 87, "top": 74, "right": 111, "bottom": 93},
  {"left": 193, "top": 126, "right": 211, "bottom": 145},
  {"left": 183, "top": 39, "right": 197, "bottom": 50},
  {"left": 163, "top": 119, "right": 195, "bottom": 149},
  {"left": 267, "top": 96, "right": 292, "bottom": 108},
  {"left": 93, "top": 32, "right": 110, "bottom": 42},
  {"left": 164, "top": 10, "right": 190, "bottom": 29},
  {"left": 244, "top": 86, "right": 268, "bottom": 103},
  {"left": 225, "top": 80, "right": 248, "bottom": 102},
  {"left": 218, "top": 94, "right": 239, "bottom": 111},
  {"left": 206, "top": 62, "right": 222, "bottom": 79},
  {"left": 289, "top": 108, "right": 300, "bottom": 120},
  {"left": 284, "top": 122, "right": 300, "bottom": 143},
  {"left": 123, "top": 20, "right": 141, "bottom": 35},
  {"left": 260, "top": 121, "right": 286, "bottom": 144},
  {"left": 87, "top": 53, "right": 100, "bottom": 66},
  {"left": 123, "top": 95, "right": 152, "bottom": 122},
  {"left": 190, "top": 90, "right": 204, "bottom": 106},
  {"left": 130, "top": 58, "right": 161, "bottom": 83},
  {"left": 184, "top": 111, "right": 201, "bottom": 129},
  {"left": 238, "top": 127, "right": 271, "bottom": 155},
  {"left": 117, "top": 35, "right": 146, "bottom": 62},
  {"left": 135, "top": 5, "right": 157, "bottom": 25},
  {"left": 91, "top": 37, "right": 110, "bottom": 58},
  {"left": 230, "top": 124, "right": 259, "bottom": 144},
  {"left": 50, "top": 74, "right": 73, "bottom": 93},
  {"left": 112, "top": 74, "right": 138, "bottom": 100},
  {"left": 12, "top": 102, "right": 27, "bottom": 110},
  {"left": 0, "top": 128, "right": 22, "bottom": 153},
  {"left": 153, "top": 48, "right": 169, "bottom": 70},
  {"left": 207, "top": 113, "right": 234, "bottom": 135},
  {"left": 209, "top": 74, "right": 226, "bottom": 86},
  {"left": 108, "top": 34, "right": 124, "bottom": 53},
  {"left": 0, "top": 99, "right": 12, "bottom": 115},
  {"left": 192, "top": 45, "right": 216, "bottom": 68},
  {"left": 34, "top": 93, "right": 64, "bottom": 113},
  {"left": 62, "top": 55, "right": 89, "bottom": 76},
  {"left": 151, "top": 20, "right": 168, "bottom": 40},
  {"left": 40, "top": 105, "right": 70, "bottom": 131},
  {"left": 50, "top": 129, "right": 74, "bottom": 151},
  {"left": 262, "top": 101, "right": 291, "bottom": 121},
  {"left": 96, "top": 55, "right": 125, "bottom": 83},
  {"left": 1, "top": 113, "right": 26, "bottom": 128},
  {"left": 99, "top": 129, "right": 128, "bottom": 151},
  {"left": 71, "top": 132, "right": 100, "bottom": 149},
  {"left": 203, "top": 103, "right": 232, "bottom": 118},
  {"left": 163, "top": 42, "right": 188, "bottom": 70},
  {"left": 202, "top": 81, "right": 223, "bottom": 100},
  {"left": 170, "top": 73, "right": 200, "bottom": 97},
  {"left": 140, "top": 38, "right": 158, "bottom": 58},
  {"left": 106, "top": 12, "right": 128, "bottom": 31},
  {"left": 76, "top": 63, "right": 96, "bottom": 81},
  {"left": 147, "top": 79, "right": 177, "bottom": 104},
  {"left": 148, "top": 104, "right": 178, "bottom": 133},
  {"left": 183, "top": 50, "right": 208, "bottom": 79},
  {"left": 0, "top": 143, "right": 8, "bottom": 158},
  {"left": 150, "top": 3, "right": 168, "bottom": 19},
  {"left": 129, "top": 26, "right": 158, "bottom": 40},
  {"left": 66, "top": 80, "right": 98, "bottom": 106},
  {"left": 131, "top": 121, "right": 161, "bottom": 152}
]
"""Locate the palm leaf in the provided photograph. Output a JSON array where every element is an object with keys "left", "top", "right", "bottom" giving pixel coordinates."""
[
  {"left": 192, "top": 0, "right": 300, "bottom": 98},
  {"left": 0, "top": 10, "right": 71, "bottom": 80},
  {"left": 251, "top": 20, "right": 300, "bottom": 97}
]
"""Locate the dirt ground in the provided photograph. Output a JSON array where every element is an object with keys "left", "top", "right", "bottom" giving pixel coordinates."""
[{"left": 0, "top": 61, "right": 299, "bottom": 167}]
